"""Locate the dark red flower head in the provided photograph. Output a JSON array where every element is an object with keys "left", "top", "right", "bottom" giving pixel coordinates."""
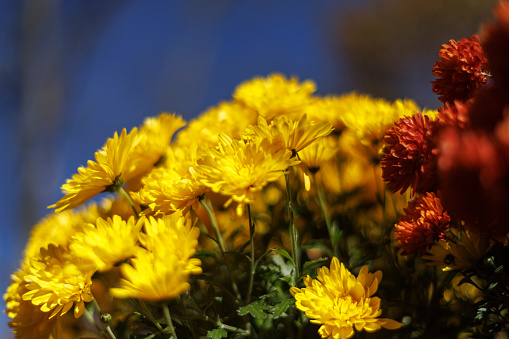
[
  {"left": 381, "top": 113, "right": 439, "bottom": 197},
  {"left": 431, "top": 35, "right": 489, "bottom": 104},
  {"left": 436, "top": 100, "right": 471, "bottom": 130},
  {"left": 438, "top": 127, "right": 509, "bottom": 240},
  {"left": 395, "top": 192, "right": 451, "bottom": 257}
]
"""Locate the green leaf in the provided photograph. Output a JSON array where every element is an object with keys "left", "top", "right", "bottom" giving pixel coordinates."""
[
  {"left": 271, "top": 299, "right": 294, "bottom": 319},
  {"left": 272, "top": 252, "right": 295, "bottom": 278},
  {"left": 272, "top": 249, "right": 294, "bottom": 264},
  {"left": 488, "top": 282, "right": 499, "bottom": 291},
  {"left": 237, "top": 300, "right": 270, "bottom": 319},
  {"left": 207, "top": 328, "right": 228, "bottom": 339},
  {"left": 143, "top": 335, "right": 157, "bottom": 339},
  {"left": 301, "top": 257, "right": 328, "bottom": 277}
]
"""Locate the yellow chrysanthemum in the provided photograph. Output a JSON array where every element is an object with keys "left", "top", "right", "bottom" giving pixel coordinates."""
[
  {"left": 299, "top": 136, "right": 338, "bottom": 172},
  {"left": 175, "top": 101, "right": 258, "bottom": 148},
  {"left": 110, "top": 213, "right": 201, "bottom": 301},
  {"left": 290, "top": 257, "right": 402, "bottom": 339},
  {"left": 133, "top": 145, "right": 207, "bottom": 215},
  {"left": 130, "top": 113, "right": 186, "bottom": 177},
  {"left": 69, "top": 215, "right": 144, "bottom": 272},
  {"left": 4, "top": 271, "right": 60, "bottom": 339},
  {"left": 21, "top": 244, "right": 94, "bottom": 319},
  {"left": 423, "top": 229, "right": 491, "bottom": 271},
  {"left": 243, "top": 114, "right": 334, "bottom": 156},
  {"left": 23, "top": 203, "right": 100, "bottom": 260},
  {"left": 50, "top": 128, "right": 140, "bottom": 212},
  {"left": 338, "top": 93, "right": 420, "bottom": 159},
  {"left": 196, "top": 133, "right": 299, "bottom": 213},
  {"left": 305, "top": 95, "right": 348, "bottom": 132},
  {"left": 233, "top": 73, "right": 317, "bottom": 120}
]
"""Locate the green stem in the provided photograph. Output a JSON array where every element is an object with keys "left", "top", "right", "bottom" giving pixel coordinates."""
[
  {"left": 198, "top": 195, "right": 227, "bottom": 253},
  {"left": 119, "top": 187, "right": 140, "bottom": 219},
  {"left": 185, "top": 292, "right": 250, "bottom": 336},
  {"left": 83, "top": 307, "right": 102, "bottom": 333},
  {"left": 162, "top": 303, "right": 178, "bottom": 339},
  {"left": 104, "top": 325, "right": 117, "bottom": 339},
  {"left": 285, "top": 171, "right": 300, "bottom": 284},
  {"left": 198, "top": 195, "right": 243, "bottom": 302},
  {"left": 372, "top": 165, "right": 387, "bottom": 228},
  {"left": 245, "top": 204, "right": 256, "bottom": 304},
  {"left": 138, "top": 299, "right": 168, "bottom": 337},
  {"left": 312, "top": 172, "right": 338, "bottom": 258}
]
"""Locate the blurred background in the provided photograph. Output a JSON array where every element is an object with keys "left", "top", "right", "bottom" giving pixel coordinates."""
[{"left": 0, "top": 0, "right": 498, "bottom": 336}]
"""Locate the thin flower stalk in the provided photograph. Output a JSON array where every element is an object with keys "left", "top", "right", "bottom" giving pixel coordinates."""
[
  {"left": 285, "top": 170, "right": 300, "bottom": 284},
  {"left": 198, "top": 195, "right": 243, "bottom": 302},
  {"left": 119, "top": 187, "right": 140, "bottom": 219},
  {"left": 311, "top": 172, "right": 339, "bottom": 258},
  {"left": 162, "top": 303, "right": 178, "bottom": 339},
  {"left": 245, "top": 204, "right": 255, "bottom": 304}
]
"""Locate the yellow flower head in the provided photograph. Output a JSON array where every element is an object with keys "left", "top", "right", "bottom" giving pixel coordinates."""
[
  {"left": 196, "top": 134, "right": 299, "bottom": 213},
  {"left": 338, "top": 93, "right": 420, "bottom": 159},
  {"left": 21, "top": 244, "right": 94, "bottom": 319},
  {"left": 134, "top": 144, "right": 207, "bottom": 215},
  {"left": 299, "top": 136, "right": 338, "bottom": 172},
  {"left": 69, "top": 215, "right": 144, "bottom": 272},
  {"left": 243, "top": 114, "right": 334, "bottom": 156},
  {"left": 110, "top": 213, "right": 201, "bottom": 301},
  {"left": 4, "top": 271, "right": 59, "bottom": 339},
  {"left": 131, "top": 113, "right": 186, "bottom": 177},
  {"left": 50, "top": 128, "right": 140, "bottom": 212},
  {"left": 175, "top": 101, "right": 258, "bottom": 148},
  {"left": 305, "top": 95, "right": 348, "bottom": 132},
  {"left": 23, "top": 203, "right": 100, "bottom": 260},
  {"left": 290, "top": 257, "right": 402, "bottom": 339},
  {"left": 423, "top": 229, "right": 491, "bottom": 271},
  {"left": 233, "top": 73, "right": 317, "bottom": 120}
]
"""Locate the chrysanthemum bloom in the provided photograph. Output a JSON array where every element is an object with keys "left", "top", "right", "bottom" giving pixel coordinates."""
[
  {"left": 175, "top": 101, "right": 258, "bottom": 148},
  {"left": 481, "top": 1, "right": 509, "bottom": 95},
  {"left": 21, "top": 244, "right": 94, "bottom": 319},
  {"left": 196, "top": 134, "right": 299, "bottom": 214},
  {"left": 438, "top": 128, "right": 509, "bottom": 239},
  {"left": 242, "top": 114, "right": 333, "bottom": 156},
  {"left": 130, "top": 113, "right": 186, "bottom": 175},
  {"left": 423, "top": 229, "right": 490, "bottom": 272},
  {"left": 50, "top": 128, "right": 140, "bottom": 212},
  {"left": 290, "top": 257, "right": 402, "bottom": 339},
  {"left": 436, "top": 100, "right": 471, "bottom": 129},
  {"left": 338, "top": 93, "right": 421, "bottom": 161},
  {"left": 305, "top": 95, "right": 347, "bottom": 133},
  {"left": 4, "top": 271, "right": 60, "bottom": 339},
  {"left": 394, "top": 192, "right": 451, "bottom": 257},
  {"left": 110, "top": 213, "right": 201, "bottom": 301},
  {"left": 431, "top": 35, "right": 489, "bottom": 104},
  {"left": 69, "top": 215, "right": 144, "bottom": 272},
  {"left": 299, "top": 136, "right": 338, "bottom": 173},
  {"left": 233, "top": 73, "right": 317, "bottom": 120},
  {"left": 381, "top": 113, "right": 439, "bottom": 196},
  {"left": 133, "top": 145, "right": 208, "bottom": 215},
  {"left": 23, "top": 203, "right": 100, "bottom": 260}
]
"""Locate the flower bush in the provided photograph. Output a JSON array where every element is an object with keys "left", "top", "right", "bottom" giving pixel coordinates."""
[{"left": 6, "top": 1, "right": 509, "bottom": 338}]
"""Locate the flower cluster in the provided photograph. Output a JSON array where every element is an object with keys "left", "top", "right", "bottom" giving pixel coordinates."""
[
  {"left": 379, "top": 1, "right": 509, "bottom": 335},
  {"left": 6, "top": 2, "right": 509, "bottom": 337}
]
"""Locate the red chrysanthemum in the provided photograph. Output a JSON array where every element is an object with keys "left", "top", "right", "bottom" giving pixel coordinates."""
[
  {"left": 431, "top": 35, "right": 489, "bottom": 104},
  {"left": 395, "top": 192, "right": 451, "bottom": 257},
  {"left": 381, "top": 113, "right": 439, "bottom": 196},
  {"left": 436, "top": 100, "right": 471, "bottom": 130},
  {"left": 438, "top": 127, "right": 509, "bottom": 240},
  {"left": 481, "top": 0, "right": 509, "bottom": 96}
]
